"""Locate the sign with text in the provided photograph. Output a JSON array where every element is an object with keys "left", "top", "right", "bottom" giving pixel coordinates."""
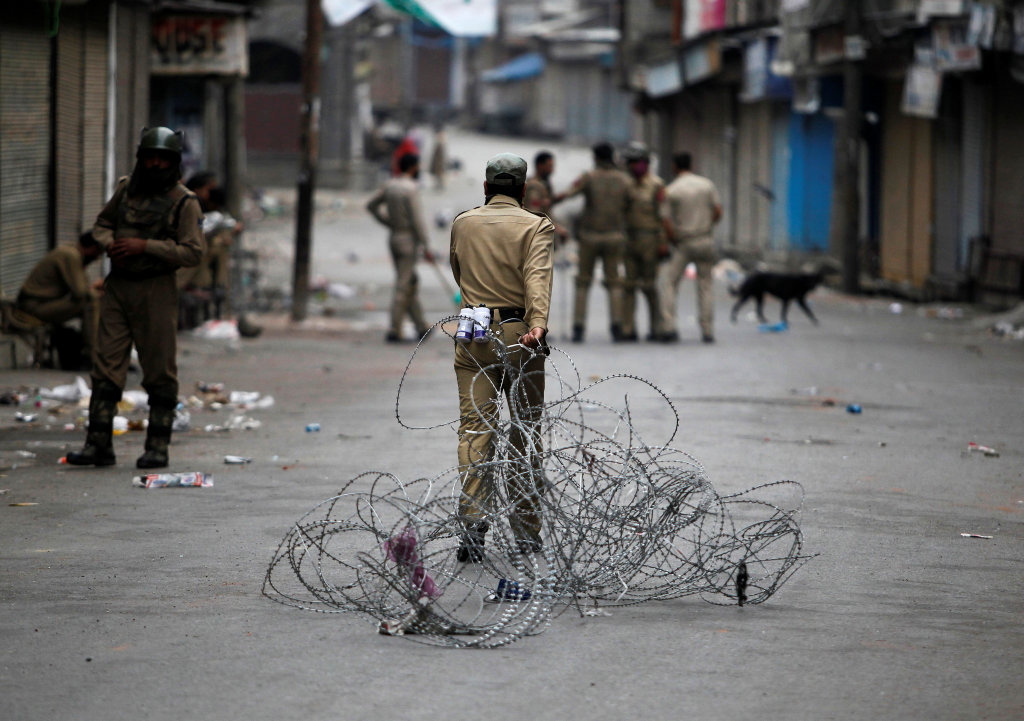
[{"left": 151, "top": 15, "right": 248, "bottom": 76}]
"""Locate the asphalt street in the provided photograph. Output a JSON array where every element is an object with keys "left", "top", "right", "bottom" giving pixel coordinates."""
[{"left": 1, "top": 130, "right": 1022, "bottom": 721}]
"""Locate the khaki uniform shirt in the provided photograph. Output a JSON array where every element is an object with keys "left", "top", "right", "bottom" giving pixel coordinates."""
[
  {"left": 563, "top": 162, "right": 631, "bottom": 242},
  {"left": 366, "top": 176, "right": 430, "bottom": 247},
  {"left": 626, "top": 173, "right": 666, "bottom": 233},
  {"left": 19, "top": 245, "right": 90, "bottom": 301},
  {"left": 94, "top": 177, "right": 203, "bottom": 271},
  {"left": 450, "top": 195, "right": 555, "bottom": 331},
  {"left": 524, "top": 176, "right": 553, "bottom": 216},
  {"left": 663, "top": 172, "right": 721, "bottom": 242}
]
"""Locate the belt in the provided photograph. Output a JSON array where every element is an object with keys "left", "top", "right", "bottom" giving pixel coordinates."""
[{"left": 492, "top": 307, "right": 526, "bottom": 322}]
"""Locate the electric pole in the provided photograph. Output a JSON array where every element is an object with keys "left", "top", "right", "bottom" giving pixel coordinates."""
[
  {"left": 291, "top": 0, "right": 324, "bottom": 321},
  {"left": 838, "top": 0, "right": 863, "bottom": 293}
]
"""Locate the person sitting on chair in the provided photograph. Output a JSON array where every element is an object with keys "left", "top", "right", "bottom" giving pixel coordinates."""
[{"left": 16, "top": 231, "right": 104, "bottom": 368}]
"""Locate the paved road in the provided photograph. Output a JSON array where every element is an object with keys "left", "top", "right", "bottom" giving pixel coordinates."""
[{"left": 1, "top": 131, "right": 1022, "bottom": 720}]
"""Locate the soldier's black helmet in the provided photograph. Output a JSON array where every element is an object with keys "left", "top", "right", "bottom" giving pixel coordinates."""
[{"left": 137, "top": 127, "right": 184, "bottom": 157}]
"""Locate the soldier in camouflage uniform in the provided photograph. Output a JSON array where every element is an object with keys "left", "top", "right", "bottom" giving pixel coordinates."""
[
  {"left": 67, "top": 127, "right": 203, "bottom": 469},
  {"left": 552, "top": 142, "right": 631, "bottom": 342},
  {"left": 620, "top": 143, "right": 666, "bottom": 341}
]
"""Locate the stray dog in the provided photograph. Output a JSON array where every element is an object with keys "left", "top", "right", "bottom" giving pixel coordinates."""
[{"left": 730, "top": 269, "right": 830, "bottom": 325}]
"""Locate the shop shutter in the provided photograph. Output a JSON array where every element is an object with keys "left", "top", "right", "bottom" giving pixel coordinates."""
[
  {"left": 0, "top": 14, "right": 51, "bottom": 297},
  {"left": 959, "top": 80, "right": 985, "bottom": 272},
  {"left": 82, "top": 7, "right": 110, "bottom": 228},
  {"left": 55, "top": 7, "right": 86, "bottom": 248}
]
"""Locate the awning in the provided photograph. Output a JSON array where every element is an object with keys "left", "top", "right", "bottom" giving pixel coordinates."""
[
  {"left": 321, "top": 0, "right": 374, "bottom": 26},
  {"left": 379, "top": 0, "right": 496, "bottom": 37},
  {"left": 481, "top": 52, "right": 545, "bottom": 83}
]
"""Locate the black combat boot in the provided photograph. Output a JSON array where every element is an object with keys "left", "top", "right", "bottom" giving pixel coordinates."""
[
  {"left": 137, "top": 396, "right": 176, "bottom": 469},
  {"left": 571, "top": 324, "right": 585, "bottom": 343},
  {"left": 456, "top": 522, "right": 488, "bottom": 563},
  {"left": 67, "top": 381, "right": 120, "bottom": 466},
  {"left": 610, "top": 323, "right": 623, "bottom": 341}
]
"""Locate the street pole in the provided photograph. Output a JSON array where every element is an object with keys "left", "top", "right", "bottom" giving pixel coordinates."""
[
  {"left": 839, "top": 0, "right": 862, "bottom": 293},
  {"left": 291, "top": 0, "right": 324, "bottom": 322},
  {"left": 224, "top": 75, "right": 246, "bottom": 316}
]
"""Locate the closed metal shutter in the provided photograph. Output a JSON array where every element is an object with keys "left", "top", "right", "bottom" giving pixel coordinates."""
[
  {"left": 56, "top": 7, "right": 86, "bottom": 248},
  {"left": 82, "top": 7, "right": 109, "bottom": 227},
  {"left": 959, "top": 79, "right": 985, "bottom": 271},
  {"left": 0, "top": 12, "right": 51, "bottom": 297}
]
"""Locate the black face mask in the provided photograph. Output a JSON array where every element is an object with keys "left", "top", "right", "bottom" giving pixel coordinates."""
[{"left": 127, "top": 158, "right": 180, "bottom": 196}]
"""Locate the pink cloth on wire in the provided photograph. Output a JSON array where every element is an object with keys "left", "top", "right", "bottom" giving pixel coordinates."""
[{"left": 384, "top": 527, "right": 441, "bottom": 599}]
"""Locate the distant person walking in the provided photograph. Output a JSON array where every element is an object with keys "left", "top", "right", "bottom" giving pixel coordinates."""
[
  {"left": 553, "top": 142, "right": 631, "bottom": 342},
  {"left": 621, "top": 143, "right": 665, "bottom": 342},
  {"left": 429, "top": 125, "right": 447, "bottom": 190},
  {"left": 367, "top": 152, "right": 434, "bottom": 342},
  {"left": 658, "top": 152, "right": 722, "bottom": 343}
]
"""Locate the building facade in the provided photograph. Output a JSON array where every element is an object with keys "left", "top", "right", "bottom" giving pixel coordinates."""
[{"left": 622, "top": 0, "right": 1024, "bottom": 302}]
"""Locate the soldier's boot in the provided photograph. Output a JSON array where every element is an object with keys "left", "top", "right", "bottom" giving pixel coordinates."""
[
  {"left": 66, "top": 381, "right": 120, "bottom": 466},
  {"left": 571, "top": 324, "right": 585, "bottom": 343},
  {"left": 456, "top": 522, "right": 488, "bottom": 563},
  {"left": 610, "top": 323, "right": 623, "bottom": 342},
  {"left": 137, "top": 397, "right": 176, "bottom": 469}
]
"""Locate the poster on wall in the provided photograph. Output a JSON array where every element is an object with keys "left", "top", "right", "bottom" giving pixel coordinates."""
[
  {"left": 902, "top": 63, "right": 942, "bottom": 119},
  {"left": 933, "top": 21, "right": 982, "bottom": 71},
  {"left": 151, "top": 15, "right": 248, "bottom": 76}
]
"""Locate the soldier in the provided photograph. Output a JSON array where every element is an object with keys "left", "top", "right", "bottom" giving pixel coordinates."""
[
  {"left": 620, "top": 143, "right": 665, "bottom": 342},
  {"left": 450, "top": 153, "right": 554, "bottom": 561},
  {"left": 658, "top": 151, "right": 722, "bottom": 343},
  {"left": 553, "top": 142, "right": 631, "bottom": 342},
  {"left": 524, "top": 151, "right": 568, "bottom": 240},
  {"left": 67, "top": 127, "right": 203, "bottom": 468},
  {"left": 366, "top": 152, "right": 434, "bottom": 342},
  {"left": 16, "top": 231, "right": 104, "bottom": 366}
]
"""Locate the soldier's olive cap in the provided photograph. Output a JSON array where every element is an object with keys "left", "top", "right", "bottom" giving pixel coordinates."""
[
  {"left": 485, "top": 153, "right": 527, "bottom": 186},
  {"left": 137, "top": 127, "right": 183, "bottom": 156}
]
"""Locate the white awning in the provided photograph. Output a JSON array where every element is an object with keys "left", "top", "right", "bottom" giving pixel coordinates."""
[
  {"left": 379, "top": 0, "right": 496, "bottom": 36},
  {"left": 321, "top": 0, "right": 374, "bottom": 26}
]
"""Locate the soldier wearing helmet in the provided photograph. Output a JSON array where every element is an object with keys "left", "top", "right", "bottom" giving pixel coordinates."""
[{"left": 67, "top": 127, "right": 203, "bottom": 470}]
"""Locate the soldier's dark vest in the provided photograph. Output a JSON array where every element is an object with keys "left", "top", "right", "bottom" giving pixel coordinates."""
[{"left": 111, "top": 179, "right": 194, "bottom": 279}]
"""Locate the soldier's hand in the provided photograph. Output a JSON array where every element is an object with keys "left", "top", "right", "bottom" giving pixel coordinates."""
[
  {"left": 519, "top": 327, "right": 545, "bottom": 348},
  {"left": 109, "top": 237, "right": 146, "bottom": 259}
]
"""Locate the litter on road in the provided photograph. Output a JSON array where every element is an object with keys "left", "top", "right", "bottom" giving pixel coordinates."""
[
  {"left": 966, "top": 441, "right": 999, "bottom": 457},
  {"left": 132, "top": 472, "right": 213, "bottom": 489},
  {"left": 960, "top": 532, "right": 994, "bottom": 539}
]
